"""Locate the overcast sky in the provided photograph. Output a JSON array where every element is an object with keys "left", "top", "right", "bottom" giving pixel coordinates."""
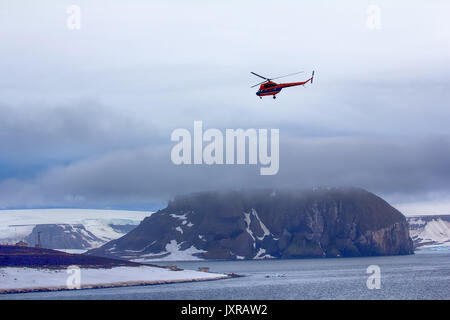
[{"left": 0, "top": 1, "right": 449, "bottom": 215}]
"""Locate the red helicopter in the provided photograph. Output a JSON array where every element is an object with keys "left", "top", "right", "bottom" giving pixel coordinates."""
[{"left": 251, "top": 70, "right": 314, "bottom": 99}]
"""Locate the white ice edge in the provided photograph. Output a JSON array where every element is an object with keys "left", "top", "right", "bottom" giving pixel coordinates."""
[{"left": 0, "top": 266, "right": 228, "bottom": 292}]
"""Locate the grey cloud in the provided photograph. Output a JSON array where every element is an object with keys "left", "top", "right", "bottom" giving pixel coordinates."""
[
  {"left": 0, "top": 1, "right": 450, "bottom": 211},
  {"left": 0, "top": 100, "right": 167, "bottom": 163},
  {"left": 1, "top": 136, "right": 450, "bottom": 209}
]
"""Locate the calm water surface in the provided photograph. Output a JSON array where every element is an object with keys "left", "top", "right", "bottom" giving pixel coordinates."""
[{"left": 1, "top": 251, "right": 449, "bottom": 300}]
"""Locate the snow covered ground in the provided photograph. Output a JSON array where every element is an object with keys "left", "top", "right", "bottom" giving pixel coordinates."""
[
  {"left": 0, "top": 266, "right": 228, "bottom": 293},
  {"left": 0, "top": 209, "right": 151, "bottom": 249},
  {"left": 130, "top": 240, "right": 207, "bottom": 263}
]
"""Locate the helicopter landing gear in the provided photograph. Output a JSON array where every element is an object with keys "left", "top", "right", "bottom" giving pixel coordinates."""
[
  {"left": 260, "top": 96, "right": 262, "bottom": 99},
  {"left": 273, "top": 95, "right": 276, "bottom": 99}
]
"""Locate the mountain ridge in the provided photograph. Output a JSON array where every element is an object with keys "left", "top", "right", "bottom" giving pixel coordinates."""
[
  {"left": 0, "top": 209, "right": 150, "bottom": 250},
  {"left": 407, "top": 215, "right": 450, "bottom": 249}
]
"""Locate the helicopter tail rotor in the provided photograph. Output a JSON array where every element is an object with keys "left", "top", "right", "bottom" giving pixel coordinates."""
[{"left": 311, "top": 71, "right": 315, "bottom": 84}]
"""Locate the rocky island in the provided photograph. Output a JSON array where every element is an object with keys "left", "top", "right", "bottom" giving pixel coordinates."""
[{"left": 89, "top": 188, "right": 414, "bottom": 261}]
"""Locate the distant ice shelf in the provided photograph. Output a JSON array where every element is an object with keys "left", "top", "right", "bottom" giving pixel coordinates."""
[
  {"left": 407, "top": 215, "right": 450, "bottom": 250},
  {"left": 0, "top": 209, "right": 151, "bottom": 250}
]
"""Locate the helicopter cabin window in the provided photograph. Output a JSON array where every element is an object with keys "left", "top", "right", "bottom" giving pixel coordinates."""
[{"left": 264, "top": 83, "right": 276, "bottom": 88}]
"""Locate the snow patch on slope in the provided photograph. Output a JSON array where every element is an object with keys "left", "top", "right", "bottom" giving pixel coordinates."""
[
  {"left": 170, "top": 213, "right": 187, "bottom": 221},
  {"left": 133, "top": 240, "right": 206, "bottom": 262},
  {"left": 243, "top": 209, "right": 276, "bottom": 258},
  {"left": 254, "top": 248, "right": 275, "bottom": 260},
  {"left": 243, "top": 212, "right": 256, "bottom": 248},
  {"left": 251, "top": 209, "right": 271, "bottom": 240}
]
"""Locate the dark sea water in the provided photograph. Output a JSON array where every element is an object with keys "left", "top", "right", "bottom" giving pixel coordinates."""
[{"left": 1, "top": 251, "right": 449, "bottom": 300}]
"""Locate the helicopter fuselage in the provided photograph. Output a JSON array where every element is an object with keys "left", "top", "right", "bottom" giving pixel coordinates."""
[
  {"left": 256, "top": 81, "right": 310, "bottom": 97},
  {"left": 252, "top": 70, "right": 314, "bottom": 99}
]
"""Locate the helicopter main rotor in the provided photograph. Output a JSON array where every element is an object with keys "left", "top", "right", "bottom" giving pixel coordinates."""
[{"left": 250, "top": 71, "right": 304, "bottom": 88}]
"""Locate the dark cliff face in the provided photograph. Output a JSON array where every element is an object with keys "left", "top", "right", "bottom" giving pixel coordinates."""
[{"left": 89, "top": 188, "right": 414, "bottom": 260}]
